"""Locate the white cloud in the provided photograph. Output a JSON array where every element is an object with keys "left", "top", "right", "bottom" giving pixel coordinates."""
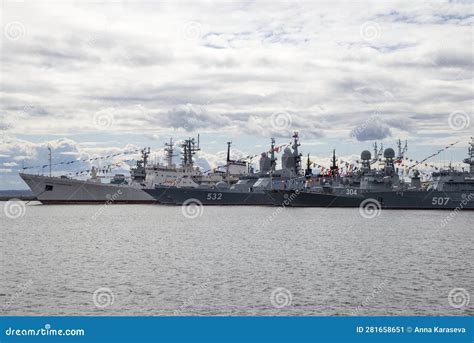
[{"left": 0, "top": 0, "right": 472, "bottom": 188}]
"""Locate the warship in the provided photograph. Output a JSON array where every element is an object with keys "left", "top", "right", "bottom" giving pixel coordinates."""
[
  {"left": 20, "top": 148, "right": 157, "bottom": 204},
  {"left": 146, "top": 139, "right": 252, "bottom": 204},
  {"left": 19, "top": 136, "right": 245, "bottom": 204},
  {"left": 145, "top": 133, "right": 306, "bottom": 205},
  {"left": 266, "top": 138, "right": 474, "bottom": 210}
]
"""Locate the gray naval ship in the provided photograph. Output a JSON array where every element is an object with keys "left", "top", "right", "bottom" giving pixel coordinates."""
[
  {"left": 19, "top": 148, "right": 157, "bottom": 204},
  {"left": 145, "top": 133, "right": 306, "bottom": 205},
  {"left": 19, "top": 136, "right": 241, "bottom": 204},
  {"left": 266, "top": 138, "right": 474, "bottom": 210}
]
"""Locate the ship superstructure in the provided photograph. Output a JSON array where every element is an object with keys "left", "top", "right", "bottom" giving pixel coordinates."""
[
  {"left": 145, "top": 132, "right": 307, "bottom": 205},
  {"left": 19, "top": 133, "right": 474, "bottom": 209},
  {"left": 19, "top": 136, "right": 246, "bottom": 204},
  {"left": 266, "top": 138, "right": 474, "bottom": 210}
]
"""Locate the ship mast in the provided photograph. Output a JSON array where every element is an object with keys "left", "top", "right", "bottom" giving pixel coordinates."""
[
  {"left": 143, "top": 147, "right": 150, "bottom": 167},
  {"left": 130, "top": 147, "right": 150, "bottom": 183},
  {"left": 397, "top": 139, "right": 408, "bottom": 160},
  {"left": 226, "top": 141, "right": 232, "bottom": 178},
  {"left": 164, "top": 138, "right": 176, "bottom": 167},
  {"left": 330, "top": 149, "right": 339, "bottom": 176},
  {"left": 270, "top": 138, "right": 276, "bottom": 172},
  {"left": 181, "top": 136, "right": 200, "bottom": 168},
  {"left": 305, "top": 153, "right": 313, "bottom": 177},
  {"left": 292, "top": 132, "right": 302, "bottom": 174},
  {"left": 464, "top": 137, "right": 474, "bottom": 174},
  {"left": 373, "top": 142, "right": 377, "bottom": 161},
  {"left": 47, "top": 145, "right": 52, "bottom": 177},
  {"left": 372, "top": 141, "right": 383, "bottom": 165}
]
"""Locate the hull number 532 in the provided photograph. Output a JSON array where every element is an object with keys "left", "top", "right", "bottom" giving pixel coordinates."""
[{"left": 207, "top": 193, "right": 222, "bottom": 200}]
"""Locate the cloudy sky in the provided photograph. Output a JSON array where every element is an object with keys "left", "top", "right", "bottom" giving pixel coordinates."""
[{"left": 0, "top": 0, "right": 472, "bottom": 189}]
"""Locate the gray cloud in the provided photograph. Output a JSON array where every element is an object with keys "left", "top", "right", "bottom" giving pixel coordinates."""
[
  {"left": 161, "top": 105, "right": 233, "bottom": 131},
  {"left": 351, "top": 119, "right": 392, "bottom": 141},
  {"left": 0, "top": 1, "right": 472, "bottom": 188}
]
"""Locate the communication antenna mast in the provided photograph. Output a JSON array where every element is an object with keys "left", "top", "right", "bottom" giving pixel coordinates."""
[
  {"left": 292, "top": 132, "right": 302, "bottom": 174},
  {"left": 164, "top": 138, "right": 176, "bottom": 167},
  {"left": 305, "top": 153, "right": 313, "bottom": 177},
  {"left": 270, "top": 138, "right": 276, "bottom": 172},
  {"left": 181, "top": 136, "right": 201, "bottom": 168},
  {"left": 463, "top": 137, "right": 474, "bottom": 174},
  {"left": 48, "top": 145, "right": 52, "bottom": 177},
  {"left": 397, "top": 139, "right": 408, "bottom": 160},
  {"left": 373, "top": 142, "right": 378, "bottom": 163},
  {"left": 330, "top": 149, "right": 339, "bottom": 176},
  {"left": 226, "top": 141, "right": 232, "bottom": 178}
]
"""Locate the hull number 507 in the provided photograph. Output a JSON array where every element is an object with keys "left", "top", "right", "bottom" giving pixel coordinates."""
[{"left": 432, "top": 197, "right": 450, "bottom": 205}]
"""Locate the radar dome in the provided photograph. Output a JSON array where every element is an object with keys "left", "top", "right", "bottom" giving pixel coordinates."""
[
  {"left": 361, "top": 150, "right": 372, "bottom": 160},
  {"left": 383, "top": 148, "right": 395, "bottom": 159}
]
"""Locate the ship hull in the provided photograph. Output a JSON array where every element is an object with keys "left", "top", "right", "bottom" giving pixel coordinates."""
[
  {"left": 145, "top": 187, "right": 274, "bottom": 205},
  {"left": 19, "top": 173, "right": 156, "bottom": 204},
  {"left": 266, "top": 189, "right": 474, "bottom": 210}
]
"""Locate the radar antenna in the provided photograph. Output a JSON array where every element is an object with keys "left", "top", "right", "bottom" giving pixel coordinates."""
[
  {"left": 397, "top": 139, "right": 408, "bottom": 160},
  {"left": 292, "top": 132, "right": 302, "bottom": 174},
  {"left": 463, "top": 137, "right": 474, "bottom": 174},
  {"left": 270, "top": 138, "right": 277, "bottom": 172},
  {"left": 226, "top": 141, "right": 232, "bottom": 178},
  {"left": 330, "top": 149, "right": 339, "bottom": 176},
  {"left": 48, "top": 145, "right": 52, "bottom": 177},
  {"left": 181, "top": 136, "right": 201, "bottom": 168},
  {"left": 164, "top": 138, "right": 177, "bottom": 167},
  {"left": 305, "top": 153, "right": 313, "bottom": 177}
]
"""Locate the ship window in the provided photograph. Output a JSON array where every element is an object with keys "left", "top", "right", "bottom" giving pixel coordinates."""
[{"left": 45, "top": 185, "right": 53, "bottom": 191}]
